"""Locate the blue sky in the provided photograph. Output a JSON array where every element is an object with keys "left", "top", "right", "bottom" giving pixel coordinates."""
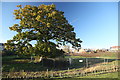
[{"left": 1, "top": 2, "right": 118, "bottom": 49}]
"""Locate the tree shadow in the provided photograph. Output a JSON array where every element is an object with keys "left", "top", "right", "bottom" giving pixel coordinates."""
[{"left": 2, "top": 55, "right": 118, "bottom": 72}]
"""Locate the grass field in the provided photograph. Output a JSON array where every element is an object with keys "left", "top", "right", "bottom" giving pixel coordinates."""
[
  {"left": 49, "top": 72, "right": 119, "bottom": 79},
  {"left": 77, "top": 72, "right": 119, "bottom": 78},
  {"left": 2, "top": 52, "right": 120, "bottom": 79},
  {"left": 2, "top": 55, "right": 118, "bottom": 72},
  {"left": 65, "top": 52, "right": 119, "bottom": 59},
  {"left": 3, "top": 72, "right": 119, "bottom": 80},
  {"left": 2, "top": 55, "right": 54, "bottom": 72}
]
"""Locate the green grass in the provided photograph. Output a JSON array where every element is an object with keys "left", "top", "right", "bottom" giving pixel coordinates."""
[
  {"left": 65, "top": 52, "right": 118, "bottom": 59},
  {"left": 77, "top": 72, "right": 119, "bottom": 78},
  {"left": 2, "top": 54, "right": 119, "bottom": 72},
  {"left": 2, "top": 62, "right": 49, "bottom": 72},
  {"left": 28, "top": 72, "right": 120, "bottom": 80},
  {"left": 2, "top": 55, "right": 52, "bottom": 72},
  {"left": 45, "top": 72, "right": 120, "bottom": 80},
  {"left": 65, "top": 56, "right": 89, "bottom": 58},
  {"left": 2, "top": 54, "right": 119, "bottom": 79},
  {"left": 99, "top": 52, "right": 118, "bottom": 59}
]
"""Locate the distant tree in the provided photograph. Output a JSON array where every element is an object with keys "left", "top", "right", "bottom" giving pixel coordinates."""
[
  {"left": 5, "top": 4, "right": 82, "bottom": 61},
  {"left": 63, "top": 45, "right": 71, "bottom": 54}
]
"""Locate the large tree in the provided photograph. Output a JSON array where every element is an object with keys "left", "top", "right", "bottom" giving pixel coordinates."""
[{"left": 5, "top": 4, "right": 82, "bottom": 59}]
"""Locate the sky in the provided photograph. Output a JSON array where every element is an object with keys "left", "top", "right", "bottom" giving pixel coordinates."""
[{"left": 1, "top": 2, "right": 118, "bottom": 49}]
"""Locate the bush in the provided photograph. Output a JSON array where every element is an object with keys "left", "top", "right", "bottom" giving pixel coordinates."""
[
  {"left": 2, "top": 49, "right": 15, "bottom": 56},
  {"left": 42, "top": 58, "right": 70, "bottom": 69}
]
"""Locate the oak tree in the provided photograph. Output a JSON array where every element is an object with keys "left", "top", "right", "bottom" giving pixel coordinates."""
[{"left": 5, "top": 4, "right": 82, "bottom": 59}]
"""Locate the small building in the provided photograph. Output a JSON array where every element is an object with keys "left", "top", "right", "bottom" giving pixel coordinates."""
[
  {"left": 72, "top": 48, "right": 86, "bottom": 54},
  {"left": 110, "top": 46, "right": 120, "bottom": 52},
  {"left": 78, "top": 49, "right": 86, "bottom": 53}
]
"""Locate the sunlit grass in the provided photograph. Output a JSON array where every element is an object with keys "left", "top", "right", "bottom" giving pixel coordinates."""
[
  {"left": 65, "top": 52, "right": 118, "bottom": 59},
  {"left": 2, "top": 52, "right": 119, "bottom": 79},
  {"left": 77, "top": 72, "right": 119, "bottom": 78}
]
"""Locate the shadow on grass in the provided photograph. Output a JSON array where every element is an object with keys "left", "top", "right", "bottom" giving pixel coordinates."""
[
  {"left": 68, "top": 58, "right": 117, "bottom": 69},
  {"left": 2, "top": 55, "right": 118, "bottom": 72}
]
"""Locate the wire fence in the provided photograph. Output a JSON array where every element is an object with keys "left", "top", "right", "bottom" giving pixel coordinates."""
[
  {"left": 2, "top": 61, "right": 120, "bottom": 78},
  {"left": 41, "top": 65, "right": 119, "bottom": 78}
]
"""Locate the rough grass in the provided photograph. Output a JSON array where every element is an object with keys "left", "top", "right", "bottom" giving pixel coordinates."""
[
  {"left": 2, "top": 52, "right": 120, "bottom": 79},
  {"left": 49, "top": 72, "right": 119, "bottom": 80},
  {"left": 2, "top": 55, "right": 51, "bottom": 72},
  {"left": 2, "top": 58, "right": 119, "bottom": 79},
  {"left": 2, "top": 53, "right": 118, "bottom": 72},
  {"left": 2, "top": 55, "right": 70, "bottom": 72},
  {"left": 66, "top": 52, "right": 119, "bottom": 59},
  {"left": 77, "top": 72, "right": 119, "bottom": 78}
]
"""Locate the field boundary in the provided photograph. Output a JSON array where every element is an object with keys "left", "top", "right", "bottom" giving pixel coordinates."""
[{"left": 2, "top": 61, "right": 120, "bottom": 79}]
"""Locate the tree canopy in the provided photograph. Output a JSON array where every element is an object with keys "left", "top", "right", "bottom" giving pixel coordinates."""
[{"left": 5, "top": 4, "right": 82, "bottom": 58}]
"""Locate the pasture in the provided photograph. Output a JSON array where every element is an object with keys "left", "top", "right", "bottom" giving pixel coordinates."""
[
  {"left": 2, "top": 52, "right": 120, "bottom": 79},
  {"left": 66, "top": 52, "right": 119, "bottom": 59}
]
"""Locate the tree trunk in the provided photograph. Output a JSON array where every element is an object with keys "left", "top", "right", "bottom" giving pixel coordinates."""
[{"left": 34, "top": 56, "right": 43, "bottom": 63}]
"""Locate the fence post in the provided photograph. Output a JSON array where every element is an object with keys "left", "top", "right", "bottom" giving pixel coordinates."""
[
  {"left": 59, "top": 73, "right": 62, "bottom": 77},
  {"left": 76, "top": 72, "right": 79, "bottom": 76},
  {"left": 47, "top": 69, "right": 48, "bottom": 77},
  {"left": 69, "top": 58, "right": 72, "bottom": 66},
  {"left": 50, "top": 70, "right": 53, "bottom": 77},
  {"left": 86, "top": 58, "right": 88, "bottom": 68},
  {"left": 104, "top": 58, "right": 105, "bottom": 64},
  {"left": 102, "top": 68, "right": 104, "bottom": 73},
  {"left": 107, "top": 59, "right": 108, "bottom": 63},
  {"left": 68, "top": 68, "right": 69, "bottom": 71}
]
